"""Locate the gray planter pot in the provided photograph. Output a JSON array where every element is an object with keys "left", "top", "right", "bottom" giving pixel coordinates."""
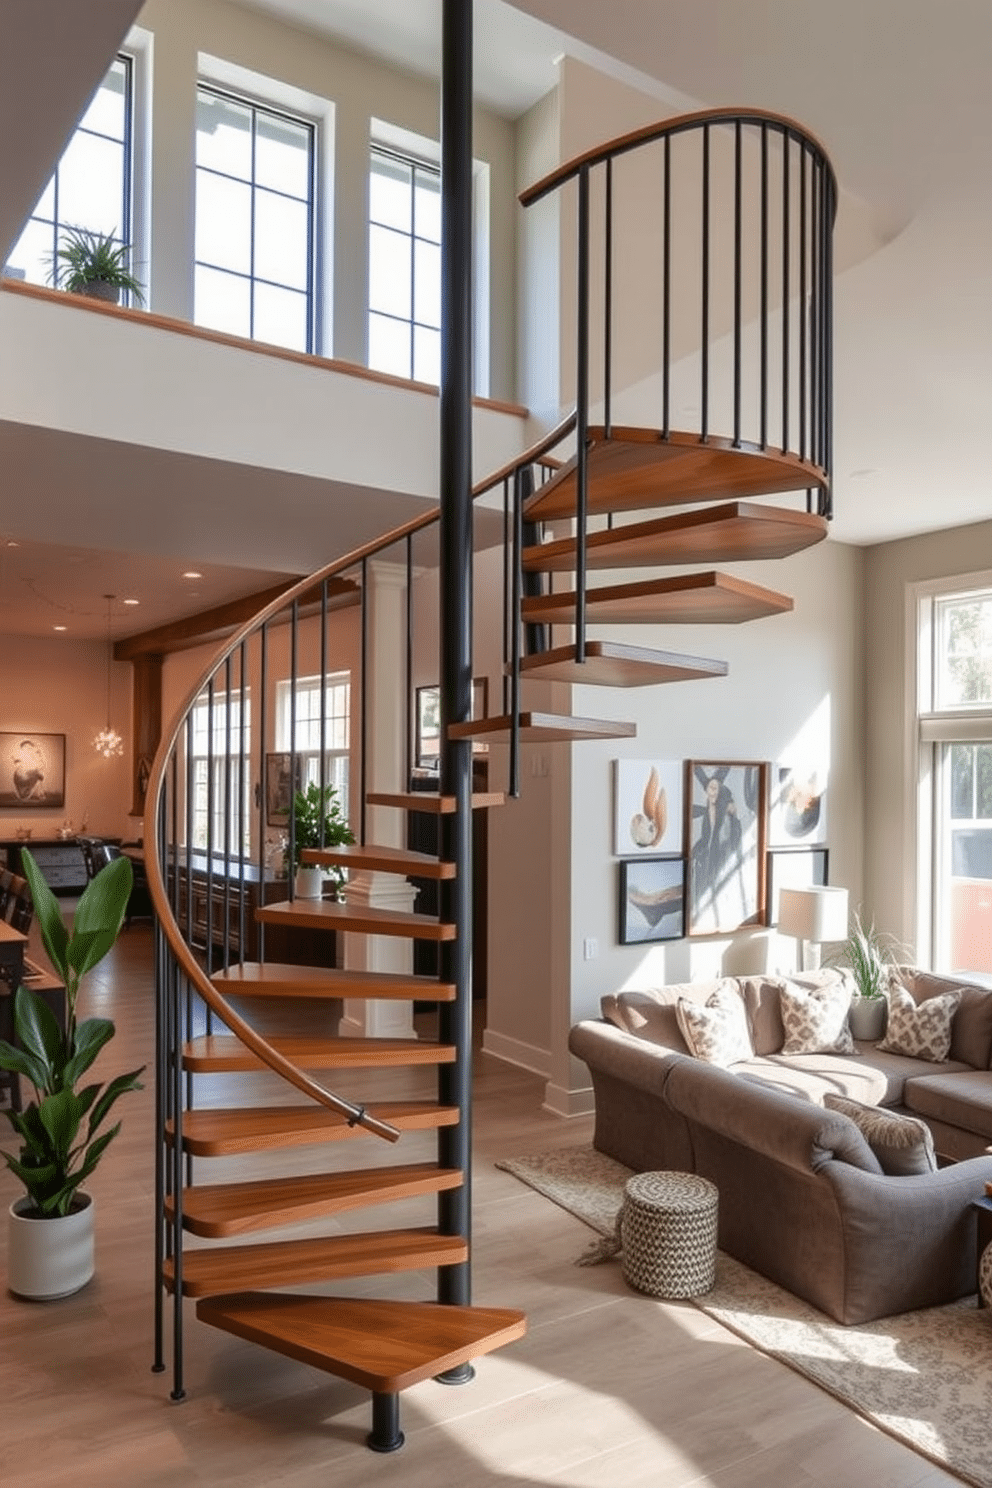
[{"left": 848, "top": 995, "right": 887, "bottom": 1042}]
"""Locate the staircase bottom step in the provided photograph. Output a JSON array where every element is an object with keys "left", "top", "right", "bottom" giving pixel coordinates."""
[{"left": 196, "top": 1292, "right": 527, "bottom": 1393}]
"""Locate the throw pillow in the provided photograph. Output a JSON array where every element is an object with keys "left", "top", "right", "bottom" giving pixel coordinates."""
[
  {"left": 823, "top": 1092, "right": 937, "bottom": 1176},
  {"left": 675, "top": 986, "right": 753, "bottom": 1068},
  {"left": 779, "top": 980, "right": 854, "bottom": 1055},
  {"left": 878, "top": 984, "right": 960, "bottom": 1063}
]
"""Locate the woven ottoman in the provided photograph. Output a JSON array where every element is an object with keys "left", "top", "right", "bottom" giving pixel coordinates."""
[
  {"left": 620, "top": 1171, "right": 718, "bottom": 1299},
  {"left": 980, "top": 1243, "right": 992, "bottom": 1310}
]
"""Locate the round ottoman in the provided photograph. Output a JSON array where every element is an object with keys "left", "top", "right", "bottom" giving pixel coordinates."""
[
  {"left": 980, "top": 1243, "right": 992, "bottom": 1310},
  {"left": 620, "top": 1171, "right": 718, "bottom": 1299}
]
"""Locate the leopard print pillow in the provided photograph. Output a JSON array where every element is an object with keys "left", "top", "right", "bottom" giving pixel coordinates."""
[
  {"left": 878, "top": 984, "right": 960, "bottom": 1062},
  {"left": 779, "top": 980, "right": 854, "bottom": 1055},
  {"left": 675, "top": 986, "right": 753, "bottom": 1067}
]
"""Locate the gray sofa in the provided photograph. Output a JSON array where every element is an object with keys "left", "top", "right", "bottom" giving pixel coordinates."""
[{"left": 569, "top": 967, "right": 992, "bottom": 1323}]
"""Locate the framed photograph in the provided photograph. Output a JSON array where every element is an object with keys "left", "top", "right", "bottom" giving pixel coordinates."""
[
  {"left": 613, "top": 758, "right": 683, "bottom": 856},
  {"left": 415, "top": 679, "right": 489, "bottom": 767},
  {"left": 619, "top": 856, "right": 685, "bottom": 944},
  {"left": 686, "top": 761, "right": 767, "bottom": 935},
  {"left": 766, "top": 846, "right": 830, "bottom": 926},
  {"left": 0, "top": 733, "right": 66, "bottom": 808},
  {"left": 265, "top": 752, "right": 302, "bottom": 826},
  {"left": 769, "top": 764, "right": 827, "bottom": 846}
]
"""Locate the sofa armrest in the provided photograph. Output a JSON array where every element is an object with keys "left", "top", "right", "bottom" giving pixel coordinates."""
[{"left": 568, "top": 1018, "right": 682, "bottom": 1097}]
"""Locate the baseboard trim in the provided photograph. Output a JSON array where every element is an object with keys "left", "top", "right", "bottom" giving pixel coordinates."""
[
  {"left": 481, "top": 1028, "right": 550, "bottom": 1078},
  {"left": 542, "top": 1082, "right": 595, "bottom": 1118}
]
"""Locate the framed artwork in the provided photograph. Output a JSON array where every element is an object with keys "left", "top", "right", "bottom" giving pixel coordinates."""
[
  {"left": 766, "top": 846, "right": 830, "bottom": 926},
  {"left": 613, "top": 758, "right": 683, "bottom": 856},
  {"left": 769, "top": 764, "right": 827, "bottom": 846},
  {"left": 415, "top": 679, "right": 488, "bottom": 767},
  {"left": 619, "top": 856, "right": 685, "bottom": 944},
  {"left": 265, "top": 752, "right": 302, "bottom": 826},
  {"left": 0, "top": 733, "right": 66, "bottom": 808},
  {"left": 686, "top": 761, "right": 767, "bottom": 936}
]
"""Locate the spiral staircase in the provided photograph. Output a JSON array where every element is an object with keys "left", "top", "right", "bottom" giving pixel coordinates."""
[{"left": 146, "top": 105, "right": 836, "bottom": 1450}]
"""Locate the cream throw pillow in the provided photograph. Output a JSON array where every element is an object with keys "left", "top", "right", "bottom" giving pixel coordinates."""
[
  {"left": 878, "top": 984, "right": 960, "bottom": 1063},
  {"left": 675, "top": 986, "right": 753, "bottom": 1068},
  {"left": 823, "top": 1092, "right": 937, "bottom": 1176},
  {"left": 779, "top": 980, "right": 854, "bottom": 1055}
]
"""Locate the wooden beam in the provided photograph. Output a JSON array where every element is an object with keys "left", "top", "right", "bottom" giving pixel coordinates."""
[{"left": 114, "top": 577, "right": 358, "bottom": 659}]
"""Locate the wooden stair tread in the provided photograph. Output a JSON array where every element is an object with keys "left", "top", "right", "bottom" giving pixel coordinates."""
[
  {"left": 523, "top": 427, "right": 828, "bottom": 521},
  {"left": 182, "top": 1034, "right": 456, "bottom": 1073},
  {"left": 170, "top": 1102, "right": 459, "bottom": 1156},
  {"left": 196, "top": 1293, "right": 527, "bottom": 1393},
  {"left": 169, "top": 1164, "right": 463, "bottom": 1238},
  {"left": 522, "top": 500, "right": 829, "bottom": 571},
  {"left": 366, "top": 791, "right": 506, "bottom": 813},
  {"left": 301, "top": 842, "right": 456, "bottom": 879},
  {"left": 521, "top": 570, "right": 793, "bottom": 626},
  {"left": 448, "top": 711, "right": 635, "bottom": 742},
  {"left": 211, "top": 963, "right": 456, "bottom": 1002},
  {"left": 256, "top": 898, "right": 456, "bottom": 942},
  {"left": 164, "top": 1228, "right": 467, "bottom": 1297},
  {"left": 515, "top": 640, "right": 729, "bottom": 686}
]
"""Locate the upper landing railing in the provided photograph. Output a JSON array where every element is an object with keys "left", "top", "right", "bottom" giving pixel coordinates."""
[{"left": 521, "top": 106, "right": 837, "bottom": 510}]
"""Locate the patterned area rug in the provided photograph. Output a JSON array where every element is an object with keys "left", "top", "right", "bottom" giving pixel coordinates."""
[{"left": 496, "top": 1147, "right": 992, "bottom": 1488}]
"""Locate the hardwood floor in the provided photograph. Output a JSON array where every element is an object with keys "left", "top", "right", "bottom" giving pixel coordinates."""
[{"left": 0, "top": 927, "right": 964, "bottom": 1487}]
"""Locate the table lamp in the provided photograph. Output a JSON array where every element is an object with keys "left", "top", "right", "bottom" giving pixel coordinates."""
[{"left": 778, "top": 885, "right": 849, "bottom": 972}]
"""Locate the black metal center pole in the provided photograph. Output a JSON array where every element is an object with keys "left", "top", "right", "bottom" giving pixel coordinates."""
[{"left": 437, "top": 0, "right": 474, "bottom": 1349}]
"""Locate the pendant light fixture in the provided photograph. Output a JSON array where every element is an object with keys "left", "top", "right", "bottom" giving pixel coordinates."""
[{"left": 94, "top": 593, "right": 124, "bottom": 758}]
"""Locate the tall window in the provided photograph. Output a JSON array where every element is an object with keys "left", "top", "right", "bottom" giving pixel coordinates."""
[
  {"left": 368, "top": 146, "right": 440, "bottom": 384},
  {"left": 4, "top": 56, "right": 134, "bottom": 293},
  {"left": 195, "top": 85, "right": 315, "bottom": 352},
  {"left": 277, "top": 674, "right": 351, "bottom": 808},
  {"left": 190, "top": 692, "right": 251, "bottom": 856},
  {"left": 919, "top": 586, "right": 992, "bottom": 976}
]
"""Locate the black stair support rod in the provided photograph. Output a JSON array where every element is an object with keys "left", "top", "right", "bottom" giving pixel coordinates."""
[
  {"left": 437, "top": 0, "right": 474, "bottom": 1346},
  {"left": 151, "top": 785, "right": 168, "bottom": 1376},
  {"left": 575, "top": 164, "right": 590, "bottom": 664},
  {"left": 368, "top": 1391, "right": 404, "bottom": 1453},
  {"left": 509, "top": 464, "right": 526, "bottom": 799},
  {"left": 603, "top": 156, "right": 613, "bottom": 440}
]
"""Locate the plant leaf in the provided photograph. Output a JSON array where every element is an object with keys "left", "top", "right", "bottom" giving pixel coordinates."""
[
  {"left": 68, "top": 858, "right": 132, "bottom": 977},
  {"left": 11, "top": 985, "right": 63, "bottom": 1075},
  {"left": 0, "top": 1037, "right": 49, "bottom": 1089},
  {"left": 86, "top": 1067, "right": 145, "bottom": 1137},
  {"left": 38, "top": 1089, "right": 84, "bottom": 1159},
  {"left": 19, "top": 849, "right": 70, "bottom": 979},
  {"left": 61, "top": 1017, "right": 117, "bottom": 1087}
]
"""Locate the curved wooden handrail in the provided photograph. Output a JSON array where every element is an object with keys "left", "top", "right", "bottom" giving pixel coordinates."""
[
  {"left": 519, "top": 105, "right": 838, "bottom": 215},
  {"left": 143, "top": 415, "right": 579, "bottom": 1137}
]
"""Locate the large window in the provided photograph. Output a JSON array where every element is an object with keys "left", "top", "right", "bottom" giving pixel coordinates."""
[
  {"left": 277, "top": 674, "right": 351, "bottom": 809},
  {"left": 190, "top": 692, "right": 251, "bottom": 857},
  {"left": 367, "top": 146, "right": 441, "bottom": 384},
  {"left": 195, "top": 85, "right": 315, "bottom": 352},
  {"left": 919, "top": 585, "right": 992, "bottom": 976},
  {"left": 5, "top": 56, "right": 134, "bottom": 294}
]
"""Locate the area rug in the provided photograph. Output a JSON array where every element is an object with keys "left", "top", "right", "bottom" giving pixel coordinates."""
[{"left": 496, "top": 1147, "right": 992, "bottom": 1488}]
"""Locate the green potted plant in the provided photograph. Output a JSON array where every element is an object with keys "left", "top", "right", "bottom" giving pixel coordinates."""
[
  {"left": 288, "top": 781, "right": 354, "bottom": 899},
  {"left": 48, "top": 225, "right": 145, "bottom": 305},
  {"left": 0, "top": 850, "right": 144, "bottom": 1299},
  {"left": 838, "top": 913, "right": 899, "bottom": 1041}
]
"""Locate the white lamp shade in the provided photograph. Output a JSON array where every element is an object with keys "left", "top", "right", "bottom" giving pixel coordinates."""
[{"left": 777, "top": 886, "right": 849, "bottom": 944}]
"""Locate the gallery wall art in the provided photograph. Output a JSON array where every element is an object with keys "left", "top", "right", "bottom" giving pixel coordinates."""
[
  {"left": 686, "top": 761, "right": 767, "bottom": 935},
  {"left": 0, "top": 733, "right": 66, "bottom": 808},
  {"left": 613, "top": 759, "right": 683, "bottom": 856}
]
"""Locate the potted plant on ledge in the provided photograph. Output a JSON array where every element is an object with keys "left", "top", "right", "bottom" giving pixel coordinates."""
[
  {"left": 0, "top": 850, "right": 144, "bottom": 1300},
  {"left": 841, "top": 914, "right": 898, "bottom": 1042},
  {"left": 49, "top": 225, "right": 145, "bottom": 305},
  {"left": 288, "top": 781, "right": 354, "bottom": 899}
]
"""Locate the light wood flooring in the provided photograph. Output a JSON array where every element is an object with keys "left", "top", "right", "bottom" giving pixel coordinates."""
[{"left": 0, "top": 926, "right": 966, "bottom": 1488}]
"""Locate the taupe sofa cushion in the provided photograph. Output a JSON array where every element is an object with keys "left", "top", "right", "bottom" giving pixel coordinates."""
[
  {"left": 903, "top": 1070, "right": 992, "bottom": 1141},
  {"left": 892, "top": 967, "right": 992, "bottom": 1068},
  {"left": 736, "top": 1054, "right": 891, "bottom": 1107}
]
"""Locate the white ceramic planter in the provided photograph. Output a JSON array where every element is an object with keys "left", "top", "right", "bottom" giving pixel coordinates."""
[
  {"left": 848, "top": 995, "right": 887, "bottom": 1042},
  {"left": 8, "top": 1193, "right": 95, "bottom": 1300},
  {"left": 294, "top": 865, "right": 324, "bottom": 899}
]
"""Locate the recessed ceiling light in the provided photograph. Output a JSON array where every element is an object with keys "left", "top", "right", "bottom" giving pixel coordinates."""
[
  {"left": 53, "top": 624, "right": 67, "bottom": 632},
  {"left": 123, "top": 597, "right": 140, "bottom": 606},
  {"left": 6, "top": 540, "right": 19, "bottom": 548},
  {"left": 183, "top": 570, "right": 203, "bottom": 580}
]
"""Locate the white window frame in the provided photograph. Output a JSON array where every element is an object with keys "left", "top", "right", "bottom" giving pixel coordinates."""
[
  {"left": 189, "top": 691, "right": 252, "bottom": 857},
  {"left": 913, "top": 571, "right": 992, "bottom": 970},
  {"left": 276, "top": 672, "right": 351, "bottom": 814}
]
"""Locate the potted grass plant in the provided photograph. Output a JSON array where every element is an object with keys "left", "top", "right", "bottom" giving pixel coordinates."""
[
  {"left": 839, "top": 914, "right": 898, "bottom": 1041},
  {"left": 48, "top": 225, "right": 145, "bottom": 305},
  {"left": 0, "top": 850, "right": 144, "bottom": 1299},
  {"left": 288, "top": 782, "right": 354, "bottom": 899}
]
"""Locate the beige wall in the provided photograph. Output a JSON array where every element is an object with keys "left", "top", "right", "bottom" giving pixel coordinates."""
[
  {"left": 134, "top": 0, "right": 518, "bottom": 401},
  {"left": 0, "top": 636, "right": 132, "bottom": 842},
  {"left": 863, "top": 516, "right": 992, "bottom": 955}
]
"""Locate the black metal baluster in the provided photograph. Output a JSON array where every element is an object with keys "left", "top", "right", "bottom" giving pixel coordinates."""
[
  {"left": 360, "top": 556, "right": 369, "bottom": 846},
  {"left": 604, "top": 157, "right": 613, "bottom": 440},
  {"left": 799, "top": 142, "right": 808, "bottom": 465},
  {"left": 781, "top": 128, "right": 790, "bottom": 454},
  {"left": 575, "top": 164, "right": 590, "bottom": 663},
  {"left": 701, "top": 123, "right": 711, "bottom": 442},
  {"left": 662, "top": 134, "right": 671, "bottom": 440},
  {"left": 733, "top": 120, "right": 742, "bottom": 448},
  {"left": 760, "top": 123, "right": 768, "bottom": 450}
]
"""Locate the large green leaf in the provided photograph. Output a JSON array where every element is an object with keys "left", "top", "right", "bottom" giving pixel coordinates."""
[
  {"left": 86, "top": 1066, "right": 145, "bottom": 1137},
  {"left": 20, "top": 850, "right": 70, "bottom": 979},
  {"left": 38, "top": 1089, "right": 85, "bottom": 1159},
  {"left": 0, "top": 1037, "right": 49, "bottom": 1089},
  {"left": 11, "top": 984, "right": 63, "bottom": 1075},
  {"left": 70, "top": 858, "right": 132, "bottom": 977},
  {"left": 61, "top": 1017, "right": 116, "bottom": 1087}
]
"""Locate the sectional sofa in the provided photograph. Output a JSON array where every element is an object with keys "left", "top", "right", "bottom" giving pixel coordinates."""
[{"left": 568, "top": 967, "right": 992, "bottom": 1322}]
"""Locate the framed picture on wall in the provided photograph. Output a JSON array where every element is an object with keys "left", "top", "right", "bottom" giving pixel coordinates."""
[
  {"left": 265, "top": 752, "right": 302, "bottom": 826},
  {"left": 613, "top": 758, "right": 683, "bottom": 856},
  {"left": 686, "top": 761, "right": 767, "bottom": 935},
  {"left": 769, "top": 764, "right": 828, "bottom": 846},
  {"left": 0, "top": 733, "right": 66, "bottom": 808},
  {"left": 619, "top": 856, "right": 685, "bottom": 944},
  {"left": 766, "top": 846, "right": 830, "bottom": 926},
  {"left": 415, "top": 679, "right": 489, "bottom": 768}
]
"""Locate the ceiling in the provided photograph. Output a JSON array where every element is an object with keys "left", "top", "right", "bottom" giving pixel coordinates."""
[{"left": 5, "top": 0, "right": 989, "bottom": 638}]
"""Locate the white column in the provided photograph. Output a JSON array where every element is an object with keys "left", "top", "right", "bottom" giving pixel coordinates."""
[{"left": 339, "top": 870, "right": 420, "bottom": 1039}]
